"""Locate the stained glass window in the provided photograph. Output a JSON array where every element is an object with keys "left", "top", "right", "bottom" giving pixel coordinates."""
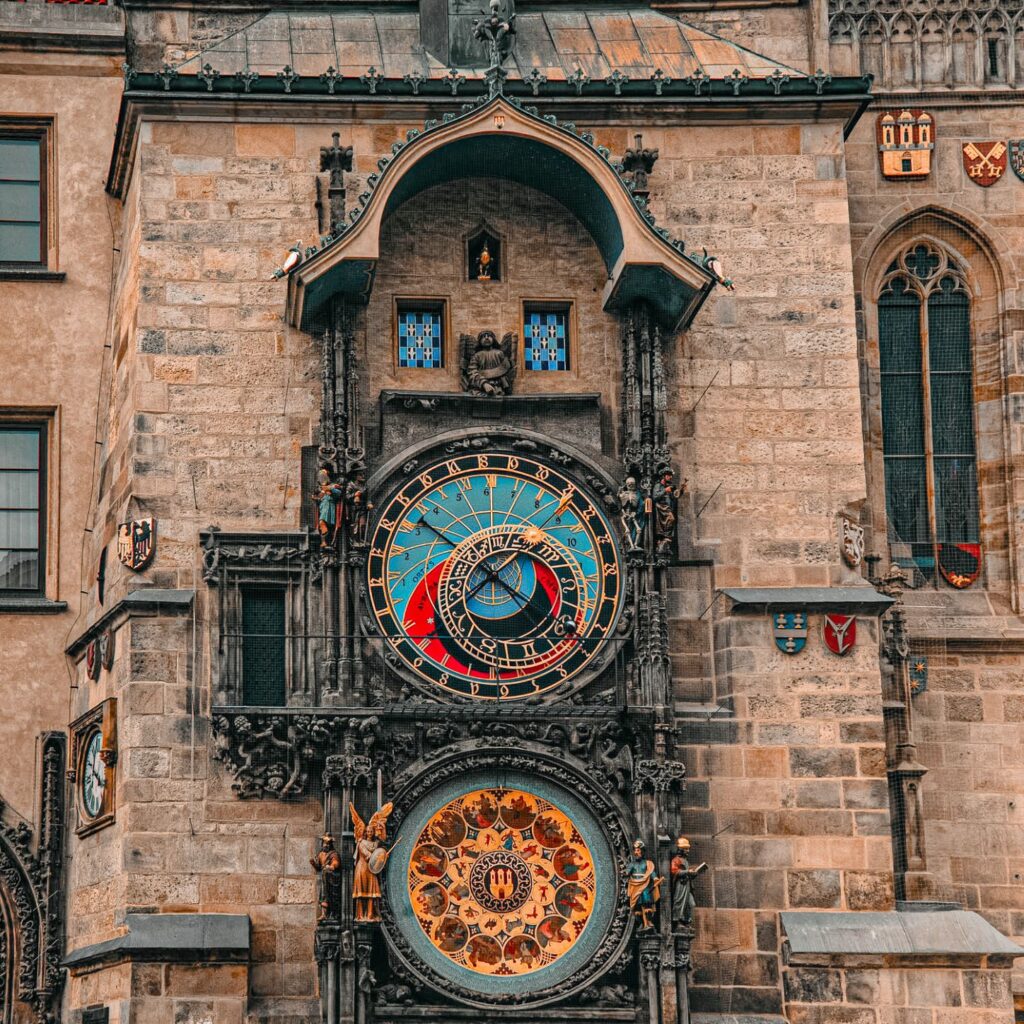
[
  {"left": 878, "top": 243, "right": 979, "bottom": 586},
  {"left": 0, "top": 424, "right": 45, "bottom": 592},
  {"left": 398, "top": 306, "right": 444, "bottom": 369},
  {"left": 524, "top": 307, "right": 570, "bottom": 371}
]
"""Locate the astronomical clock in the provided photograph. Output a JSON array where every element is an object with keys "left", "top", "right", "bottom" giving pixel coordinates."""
[{"left": 365, "top": 450, "right": 623, "bottom": 701}]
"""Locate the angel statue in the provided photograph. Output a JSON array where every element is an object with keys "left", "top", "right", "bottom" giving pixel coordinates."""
[
  {"left": 350, "top": 801, "right": 394, "bottom": 923},
  {"left": 460, "top": 330, "right": 516, "bottom": 397}
]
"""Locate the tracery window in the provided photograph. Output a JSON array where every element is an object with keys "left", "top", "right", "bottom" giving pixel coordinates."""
[{"left": 878, "top": 243, "right": 980, "bottom": 587}]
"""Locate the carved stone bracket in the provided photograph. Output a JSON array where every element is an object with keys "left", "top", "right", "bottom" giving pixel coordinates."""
[
  {"left": 634, "top": 758, "right": 686, "bottom": 793},
  {"left": 0, "top": 733, "right": 66, "bottom": 1023},
  {"left": 323, "top": 753, "right": 373, "bottom": 790},
  {"left": 201, "top": 530, "right": 314, "bottom": 584}
]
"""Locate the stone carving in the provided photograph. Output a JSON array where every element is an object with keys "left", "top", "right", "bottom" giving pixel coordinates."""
[
  {"left": 319, "top": 131, "right": 353, "bottom": 234},
  {"left": 351, "top": 801, "right": 394, "bottom": 922},
  {"left": 634, "top": 758, "right": 686, "bottom": 793},
  {"left": 473, "top": 0, "right": 516, "bottom": 68},
  {"left": 0, "top": 735, "right": 65, "bottom": 1023},
  {"left": 211, "top": 713, "right": 373, "bottom": 799},
  {"left": 345, "top": 464, "right": 372, "bottom": 545},
  {"left": 311, "top": 833, "right": 343, "bottom": 921},
  {"left": 201, "top": 531, "right": 311, "bottom": 583},
  {"left": 840, "top": 514, "right": 864, "bottom": 567},
  {"left": 621, "top": 133, "right": 659, "bottom": 199},
  {"left": 670, "top": 837, "right": 706, "bottom": 926},
  {"left": 460, "top": 331, "right": 516, "bottom": 396},
  {"left": 626, "top": 839, "right": 662, "bottom": 931}
]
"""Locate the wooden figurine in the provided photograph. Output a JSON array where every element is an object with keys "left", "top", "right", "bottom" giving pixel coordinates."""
[
  {"left": 670, "top": 836, "right": 706, "bottom": 926},
  {"left": 350, "top": 801, "right": 394, "bottom": 923},
  {"left": 311, "top": 832, "right": 343, "bottom": 921},
  {"left": 626, "top": 839, "right": 662, "bottom": 931},
  {"left": 313, "top": 466, "right": 345, "bottom": 550}
]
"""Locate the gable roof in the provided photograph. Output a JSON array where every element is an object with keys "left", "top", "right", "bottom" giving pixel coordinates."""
[{"left": 172, "top": 8, "right": 807, "bottom": 83}]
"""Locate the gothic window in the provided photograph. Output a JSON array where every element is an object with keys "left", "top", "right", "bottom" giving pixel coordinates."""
[
  {"left": 523, "top": 304, "right": 570, "bottom": 372},
  {"left": 241, "top": 586, "right": 287, "bottom": 706},
  {"left": 397, "top": 301, "right": 445, "bottom": 369},
  {"left": 0, "top": 422, "right": 45, "bottom": 593},
  {"left": 878, "top": 243, "right": 980, "bottom": 586}
]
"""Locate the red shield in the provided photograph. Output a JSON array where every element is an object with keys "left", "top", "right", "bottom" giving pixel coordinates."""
[
  {"left": 823, "top": 614, "right": 856, "bottom": 657},
  {"left": 86, "top": 640, "right": 101, "bottom": 681},
  {"left": 938, "top": 543, "right": 981, "bottom": 589},
  {"left": 962, "top": 142, "right": 1007, "bottom": 187}
]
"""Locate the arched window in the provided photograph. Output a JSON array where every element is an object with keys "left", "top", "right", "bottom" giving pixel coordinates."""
[{"left": 878, "top": 243, "right": 981, "bottom": 587}]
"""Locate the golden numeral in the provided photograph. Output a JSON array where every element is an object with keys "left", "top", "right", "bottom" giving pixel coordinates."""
[
  {"left": 499, "top": 684, "right": 510, "bottom": 698},
  {"left": 470, "top": 681, "right": 480, "bottom": 696},
  {"left": 415, "top": 502, "right": 429, "bottom": 515},
  {"left": 508, "top": 456, "right": 519, "bottom": 470},
  {"left": 439, "top": 673, "right": 450, "bottom": 686},
  {"left": 537, "top": 466, "right": 549, "bottom": 481},
  {"left": 456, "top": 477, "right": 472, "bottom": 492},
  {"left": 478, "top": 455, "right": 489, "bottom": 468},
  {"left": 369, "top": 577, "right": 384, "bottom": 587},
  {"left": 486, "top": 474, "right": 497, "bottom": 488},
  {"left": 418, "top": 471, "right": 434, "bottom": 487},
  {"left": 445, "top": 461, "right": 460, "bottom": 475},
  {"left": 379, "top": 517, "right": 395, "bottom": 530}
]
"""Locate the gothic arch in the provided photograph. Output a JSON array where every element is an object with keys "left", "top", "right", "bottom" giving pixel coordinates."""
[{"left": 857, "top": 209, "right": 1017, "bottom": 604}]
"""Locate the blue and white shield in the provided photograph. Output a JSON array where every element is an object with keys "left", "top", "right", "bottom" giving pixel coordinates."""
[{"left": 773, "top": 611, "right": 807, "bottom": 654}]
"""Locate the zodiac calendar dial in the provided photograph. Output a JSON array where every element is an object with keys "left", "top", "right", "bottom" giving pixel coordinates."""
[
  {"left": 366, "top": 452, "right": 622, "bottom": 699},
  {"left": 408, "top": 788, "right": 596, "bottom": 977}
]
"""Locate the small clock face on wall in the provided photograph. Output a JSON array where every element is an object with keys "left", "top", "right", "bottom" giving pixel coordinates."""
[
  {"left": 367, "top": 451, "right": 622, "bottom": 700},
  {"left": 81, "top": 729, "right": 106, "bottom": 819}
]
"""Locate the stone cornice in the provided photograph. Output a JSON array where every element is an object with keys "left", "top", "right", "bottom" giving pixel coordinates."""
[
  {"left": 65, "top": 587, "right": 194, "bottom": 658},
  {"left": 106, "top": 75, "right": 873, "bottom": 199}
]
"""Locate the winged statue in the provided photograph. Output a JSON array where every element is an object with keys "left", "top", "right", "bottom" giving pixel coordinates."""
[
  {"left": 460, "top": 329, "right": 517, "bottom": 397},
  {"left": 350, "top": 801, "right": 394, "bottom": 922}
]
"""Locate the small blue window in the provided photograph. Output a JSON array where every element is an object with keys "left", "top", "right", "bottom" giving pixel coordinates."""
[
  {"left": 397, "top": 306, "right": 444, "bottom": 369},
  {"left": 524, "top": 307, "right": 570, "bottom": 371}
]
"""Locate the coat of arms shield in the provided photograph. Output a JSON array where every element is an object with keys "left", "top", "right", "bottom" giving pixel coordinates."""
[
  {"left": 962, "top": 142, "right": 1007, "bottom": 187},
  {"left": 117, "top": 517, "right": 156, "bottom": 571},
  {"left": 773, "top": 611, "right": 807, "bottom": 654},
  {"left": 1010, "top": 141, "right": 1024, "bottom": 183},
  {"left": 938, "top": 542, "right": 981, "bottom": 589},
  {"left": 823, "top": 613, "right": 856, "bottom": 656},
  {"left": 86, "top": 639, "right": 101, "bottom": 681}
]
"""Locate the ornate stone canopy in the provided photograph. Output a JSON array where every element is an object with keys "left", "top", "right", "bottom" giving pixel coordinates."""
[{"left": 286, "top": 94, "right": 717, "bottom": 333}]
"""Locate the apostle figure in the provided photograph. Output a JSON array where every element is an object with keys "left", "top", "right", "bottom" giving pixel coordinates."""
[
  {"left": 461, "top": 330, "right": 516, "bottom": 397},
  {"left": 350, "top": 801, "right": 394, "bottom": 923},
  {"left": 313, "top": 466, "right": 344, "bottom": 550},
  {"left": 626, "top": 838, "right": 662, "bottom": 931},
  {"left": 670, "top": 836, "right": 707, "bottom": 926},
  {"left": 345, "top": 465, "right": 372, "bottom": 545},
  {"left": 310, "top": 833, "right": 342, "bottom": 921}
]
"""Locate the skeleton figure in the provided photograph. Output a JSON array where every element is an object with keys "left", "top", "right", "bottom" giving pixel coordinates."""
[
  {"left": 350, "top": 801, "right": 394, "bottom": 923},
  {"left": 618, "top": 476, "right": 644, "bottom": 551},
  {"left": 460, "top": 330, "right": 516, "bottom": 397}
]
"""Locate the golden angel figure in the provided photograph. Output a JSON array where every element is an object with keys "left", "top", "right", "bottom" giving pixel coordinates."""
[{"left": 350, "top": 801, "right": 394, "bottom": 923}]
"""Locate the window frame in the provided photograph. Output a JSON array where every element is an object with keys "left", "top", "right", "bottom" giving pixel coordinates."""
[
  {"left": 0, "top": 120, "right": 53, "bottom": 272},
  {"left": 393, "top": 297, "right": 449, "bottom": 373},
  {"left": 0, "top": 420, "right": 47, "bottom": 597},
  {"left": 875, "top": 241, "right": 981, "bottom": 588},
  {"left": 521, "top": 299, "right": 575, "bottom": 375}
]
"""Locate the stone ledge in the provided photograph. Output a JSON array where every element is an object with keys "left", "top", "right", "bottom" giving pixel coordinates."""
[
  {"left": 66, "top": 588, "right": 195, "bottom": 657},
  {"left": 781, "top": 911, "right": 1024, "bottom": 968},
  {"left": 64, "top": 913, "right": 249, "bottom": 972},
  {"left": 721, "top": 587, "right": 893, "bottom": 615},
  {"left": 0, "top": 597, "right": 68, "bottom": 614}
]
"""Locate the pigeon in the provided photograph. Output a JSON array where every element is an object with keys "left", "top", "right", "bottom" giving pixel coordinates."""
[{"left": 271, "top": 241, "right": 304, "bottom": 280}]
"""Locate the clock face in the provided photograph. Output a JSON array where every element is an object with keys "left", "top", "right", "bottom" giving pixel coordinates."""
[
  {"left": 367, "top": 452, "right": 622, "bottom": 700},
  {"left": 81, "top": 729, "right": 105, "bottom": 819}
]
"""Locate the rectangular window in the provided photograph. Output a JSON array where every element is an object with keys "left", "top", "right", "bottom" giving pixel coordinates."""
[
  {"left": 397, "top": 302, "right": 445, "bottom": 369},
  {"left": 241, "top": 586, "right": 286, "bottom": 705},
  {"left": 523, "top": 305, "right": 570, "bottom": 371},
  {"left": 0, "top": 130, "right": 47, "bottom": 267},
  {"left": 0, "top": 424, "right": 45, "bottom": 593}
]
